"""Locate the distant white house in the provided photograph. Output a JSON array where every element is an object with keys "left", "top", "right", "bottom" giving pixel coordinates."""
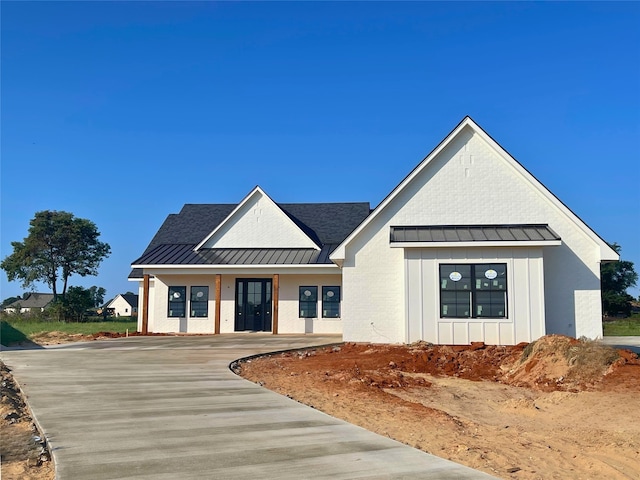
[
  {"left": 104, "top": 294, "right": 139, "bottom": 317},
  {"left": 130, "top": 117, "right": 618, "bottom": 344},
  {"left": 3, "top": 293, "right": 55, "bottom": 314}
]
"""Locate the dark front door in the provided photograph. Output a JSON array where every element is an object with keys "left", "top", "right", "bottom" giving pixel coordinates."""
[{"left": 235, "top": 279, "right": 272, "bottom": 331}]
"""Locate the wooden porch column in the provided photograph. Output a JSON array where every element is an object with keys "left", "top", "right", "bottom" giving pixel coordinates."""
[
  {"left": 272, "top": 274, "right": 279, "bottom": 335},
  {"left": 141, "top": 274, "right": 150, "bottom": 334},
  {"left": 214, "top": 274, "right": 221, "bottom": 334}
]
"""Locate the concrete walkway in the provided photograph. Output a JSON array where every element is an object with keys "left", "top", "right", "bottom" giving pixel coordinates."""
[{"left": 2, "top": 334, "right": 495, "bottom": 479}]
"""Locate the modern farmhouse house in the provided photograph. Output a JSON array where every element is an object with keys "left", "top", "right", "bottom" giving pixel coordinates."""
[{"left": 130, "top": 117, "right": 618, "bottom": 345}]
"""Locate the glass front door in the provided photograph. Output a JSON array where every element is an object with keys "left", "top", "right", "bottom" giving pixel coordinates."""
[{"left": 235, "top": 279, "right": 272, "bottom": 331}]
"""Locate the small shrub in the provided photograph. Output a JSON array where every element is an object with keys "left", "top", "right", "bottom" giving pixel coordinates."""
[
  {"left": 563, "top": 337, "right": 619, "bottom": 383},
  {"left": 520, "top": 340, "right": 537, "bottom": 363}
]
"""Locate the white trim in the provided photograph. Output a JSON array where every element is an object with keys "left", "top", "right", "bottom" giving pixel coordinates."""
[
  {"left": 391, "top": 240, "right": 562, "bottom": 248},
  {"left": 194, "top": 186, "right": 320, "bottom": 251},
  {"left": 330, "top": 116, "right": 618, "bottom": 262}
]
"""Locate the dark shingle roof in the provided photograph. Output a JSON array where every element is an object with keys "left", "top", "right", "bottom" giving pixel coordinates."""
[
  {"left": 143, "top": 204, "right": 236, "bottom": 254},
  {"left": 4, "top": 293, "right": 55, "bottom": 309},
  {"left": 390, "top": 225, "right": 561, "bottom": 243},
  {"left": 132, "top": 201, "right": 370, "bottom": 269},
  {"left": 121, "top": 294, "right": 139, "bottom": 307}
]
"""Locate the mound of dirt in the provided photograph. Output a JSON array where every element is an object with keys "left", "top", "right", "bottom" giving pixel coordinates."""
[
  {"left": 501, "top": 335, "right": 633, "bottom": 391},
  {"left": 238, "top": 335, "right": 640, "bottom": 479}
]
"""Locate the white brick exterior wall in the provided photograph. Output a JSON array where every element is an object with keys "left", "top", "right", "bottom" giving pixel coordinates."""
[
  {"left": 135, "top": 119, "right": 615, "bottom": 345},
  {"left": 339, "top": 125, "right": 608, "bottom": 344}
]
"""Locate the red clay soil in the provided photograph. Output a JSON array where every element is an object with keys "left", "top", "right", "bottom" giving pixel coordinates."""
[
  {"left": 3, "top": 332, "right": 639, "bottom": 479},
  {"left": 19, "top": 330, "right": 172, "bottom": 346},
  {"left": 1, "top": 363, "right": 54, "bottom": 480},
  {"left": 238, "top": 335, "right": 640, "bottom": 479}
]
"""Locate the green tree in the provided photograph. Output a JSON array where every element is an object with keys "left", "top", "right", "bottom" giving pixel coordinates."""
[
  {"left": 601, "top": 243, "right": 638, "bottom": 317},
  {"left": 1, "top": 296, "right": 20, "bottom": 308},
  {"left": 88, "top": 286, "right": 107, "bottom": 308},
  {"left": 63, "top": 286, "right": 94, "bottom": 322},
  {"left": 1, "top": 211, "right": 111, "bottom": 301}
]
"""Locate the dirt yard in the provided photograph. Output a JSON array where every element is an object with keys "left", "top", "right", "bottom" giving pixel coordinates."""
[
  {"left": 237, "top": 335, "right": 640, "bottom": 480},
  {"left": 2, "top": 333, "right": 639, "bottom": 480},
  {"left": 0, "top": 362, "right": 53, "bottom": 480}
]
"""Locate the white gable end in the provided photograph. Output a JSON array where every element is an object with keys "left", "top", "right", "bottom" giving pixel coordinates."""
[
  {"left": 332, "top": 118, "right": 617, "bottom": 262},
  {"left": 335, "top": 117, "right": 617, "bottom": 345},
  {"left": 198, "top": 188, "right": 319, "bottom": 250}
]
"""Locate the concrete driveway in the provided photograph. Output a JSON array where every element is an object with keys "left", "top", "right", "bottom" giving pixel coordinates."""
[
  {"left": 602, "top": 336, "right": 640, "bottom": 354},
  {"left": 2, "top": 334, "right": 494, "bottom": 479}
]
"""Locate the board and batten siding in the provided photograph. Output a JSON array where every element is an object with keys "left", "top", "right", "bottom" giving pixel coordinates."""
[{"left": 404, "top": 248, "right": 545, "bottom": 345}]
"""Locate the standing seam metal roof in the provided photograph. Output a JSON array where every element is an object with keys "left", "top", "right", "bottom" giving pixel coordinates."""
[
  {"left": 132, "top": 245, "right": 329, "bottom": 266},
  {"left": 390, "top": 225, "right": 561, "bottom": 243}
]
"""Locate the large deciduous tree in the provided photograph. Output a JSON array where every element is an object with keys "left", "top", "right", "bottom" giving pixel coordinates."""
[
  {"left": 601, "top": 243, "right": 638, "bottom": 317},
  {"left": 1, "top": 211, "right": 111, "bottom": 301}
]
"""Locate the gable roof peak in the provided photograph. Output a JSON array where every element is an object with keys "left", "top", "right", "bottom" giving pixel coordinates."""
[
  {"left": 330, "top": 116, "right": 618, "bottom": 263},
  {"left": 193, "top": 185, "right": 321, "bottom": 251}
]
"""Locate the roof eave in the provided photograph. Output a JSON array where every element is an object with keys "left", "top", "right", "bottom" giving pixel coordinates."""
[{"left": 390, "top": 240, "right": 562, "bottom": 248}]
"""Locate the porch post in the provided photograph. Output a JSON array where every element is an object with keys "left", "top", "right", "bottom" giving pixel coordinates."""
[
  {"left": 272, "top": 274, "right": 279, "bottom": 335},
  {"left": 142, "top": 274, "right": 150, "bottom": 334},
  {"left": 214, "top": 274, "right": 221, "bottom": 334}
]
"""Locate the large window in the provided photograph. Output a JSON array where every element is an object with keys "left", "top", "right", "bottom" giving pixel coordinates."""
[
  {"left": 440, "top": 264, "right": 507, "bottom": 318},
  {"left": 191, "top": 286, "right": 209, "bottom": 317},
  {"left": 322, "top": 286, "right": 341, "bottom": 318},
  {"left": 168, "top": 286, "right": 186, "bottom": 317},
  {"left": 299, "top": 286, "right": 318, "bottom": 318}
]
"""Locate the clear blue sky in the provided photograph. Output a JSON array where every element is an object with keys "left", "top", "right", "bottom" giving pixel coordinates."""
[{"left": 2, "top": 2, "right": 639, "bottom": 302}]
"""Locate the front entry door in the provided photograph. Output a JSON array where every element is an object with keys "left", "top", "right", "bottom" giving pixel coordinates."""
[{"left": 235, "top": 279, "right": 272, "bottom": 331}]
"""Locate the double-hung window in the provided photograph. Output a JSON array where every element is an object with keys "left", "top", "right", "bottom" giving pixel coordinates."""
[
  {"left": 191, "top": 286, "right": 209, "bottom": 317},
  {"left": 440, "top": 264, "right": 507, "bottom": 318},
  {"left": 299, "top": 286, "right": 318, "bottom": 318},
  {"left": 322, "top": 286, "right": 341, "bottom": 318},
  {"left": 168, "top": 286, "right": 186, "bottom": 317}
]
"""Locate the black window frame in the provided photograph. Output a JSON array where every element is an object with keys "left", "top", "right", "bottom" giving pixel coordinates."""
[
  {"left": 439, "top": 264, "right": 507, "bottom": 319},
  {"left": 322, "top": 286, "right": 341, "bottom": 318},
  {"left": 168, "top": 286, "right": 186, "bottom": 317},
  {"left": 190, "top": 286, "right": 209, "bottom": 318},
  {"left": 299, "top": 286, "right": 318, "bottom": 318}
]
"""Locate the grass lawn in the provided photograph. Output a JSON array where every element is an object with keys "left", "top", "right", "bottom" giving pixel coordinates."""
[
  {"left": 1, "top": 317, "right": 138, "bottom": 346},
  {"left": 603, "top": 314, "right": 640, "bottom": 336}
]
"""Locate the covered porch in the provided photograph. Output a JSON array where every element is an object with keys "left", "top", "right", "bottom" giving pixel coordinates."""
[{"left": 134, "top": 267, "right": 343, "bottom": 335}]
